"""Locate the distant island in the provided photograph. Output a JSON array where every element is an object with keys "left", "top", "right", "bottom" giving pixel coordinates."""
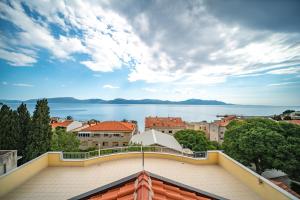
[{"left": 0, "top": 97, "right": 230, "bottom": 105}]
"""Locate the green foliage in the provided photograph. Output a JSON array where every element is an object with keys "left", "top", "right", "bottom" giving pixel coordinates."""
[
  {"left": 51, "top": 128, "right": 80, "bottom": 152},
  {"left": 174, "top": 129, "right": 214, "bottom": 151},
  {"left": 282, "top": 110, "right": 295, "bottom": 115},
  {"left": 0, "top": 105, "right": 21, "bottom": 150},
  {"left": 17, "top": 103, "right": 31, "bottom": 164},
  {"left": 25, "top": 99, "right": 52, "bottom": 161},
  {"left": 224, "top": 118, "right": 300, "bottom": 180},
  {"left": 66, "top": 115, "right": 73, "bottom": 120}
]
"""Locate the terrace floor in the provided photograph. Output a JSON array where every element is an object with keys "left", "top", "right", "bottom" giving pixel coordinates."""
[{"left": 3, "top": 157, "right": 262, "bottom": 200}]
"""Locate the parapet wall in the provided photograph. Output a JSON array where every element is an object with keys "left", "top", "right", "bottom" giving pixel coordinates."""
[{"left": 0, "top": 151, "right": 296, "bottom": 200}]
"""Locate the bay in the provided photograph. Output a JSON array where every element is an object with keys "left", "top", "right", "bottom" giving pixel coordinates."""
[{"left": 5, "top": 103, "right": 300, "bottom": 130}]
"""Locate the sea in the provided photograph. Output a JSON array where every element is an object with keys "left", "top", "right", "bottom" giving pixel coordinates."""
[{"left": 4, "top": 103, "right": 300, "bottom": 130}]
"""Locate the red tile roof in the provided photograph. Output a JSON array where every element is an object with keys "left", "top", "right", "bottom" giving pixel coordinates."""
[
  {"left": 81, "top": 121, "right": 136, "bottom": 132},
  {"left": 285, "top": 120, "right": 300, "bottom": 125},
  {"left": 87, "top": 171, "right": 214, "bottom": 200},
  {"left": 214, "top": 115, "right": 236, "bottom": 127},
  {"left": 51, "top": 120, "right": 73, "bottom": 129},
  {"left": 145, "top": 117, "right": 186, "bottom": 129}
]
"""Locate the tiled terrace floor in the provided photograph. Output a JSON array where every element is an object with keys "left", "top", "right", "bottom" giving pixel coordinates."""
[{"left": 3, "top": 157, "right": 262, "bottom": 200}]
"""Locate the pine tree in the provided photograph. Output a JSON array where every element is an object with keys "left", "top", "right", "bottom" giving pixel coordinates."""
[
  {"left": 0, "top": 105, "right": 20, "bottom": 150},
  {"left": 25, "top": 99, "right": 51, "bottom": 161},
  {"left": 17, "top": 103, "right": 31, "bottom": 163}
]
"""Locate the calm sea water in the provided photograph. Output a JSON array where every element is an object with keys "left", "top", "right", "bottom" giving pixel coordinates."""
[{"left": 5, "top": 103, "right": 300, "bottom": 130}]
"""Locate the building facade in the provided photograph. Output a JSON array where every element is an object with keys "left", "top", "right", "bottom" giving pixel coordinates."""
[
  {"left": 145, "top": 117, "right": 186, "bottom": 135},
  {"left": 185, "top": 121, "right": 210, "bottom": 138},
  {"left": 209, "top": 115, "right": 236, "bottom": 143},
  {"left": 77, "top": 121, "right": 137, "bottom": 149}
]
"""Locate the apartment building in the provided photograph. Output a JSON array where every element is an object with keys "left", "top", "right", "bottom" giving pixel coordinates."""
[
  {"left": 185, "top": 121, "right": 210, "bottom": 138},
  {"left": 77, "top": 121, "right": 137, "bottom": 149},
  {"left": 209, "top": 115, "right": 236, "bottom": 143},
  {"left": 145, "top": 117, "right": 186, "bottom": 135}
]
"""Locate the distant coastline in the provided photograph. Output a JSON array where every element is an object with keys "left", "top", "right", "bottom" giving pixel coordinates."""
[{"left": 0, "top": 97, "right": 230, "bottom": 105}]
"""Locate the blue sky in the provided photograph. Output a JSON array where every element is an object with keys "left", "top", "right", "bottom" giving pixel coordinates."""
[{"left": 0, "top": 0, "right": 300, "bottom": 106}]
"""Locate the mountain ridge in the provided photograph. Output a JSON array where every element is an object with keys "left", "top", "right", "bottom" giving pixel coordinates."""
[{"left": 0, "top": 97, "right": 231, "bottom": 105}]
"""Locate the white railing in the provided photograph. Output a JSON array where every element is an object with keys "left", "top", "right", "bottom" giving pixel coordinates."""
[{"left": 62, "top": 146, "right": 207, "bottom": 160}]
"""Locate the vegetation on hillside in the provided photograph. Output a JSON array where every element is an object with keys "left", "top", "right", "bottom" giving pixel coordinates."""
[{"left": 223, "top": 118, "right": 300, "bottom": 181}]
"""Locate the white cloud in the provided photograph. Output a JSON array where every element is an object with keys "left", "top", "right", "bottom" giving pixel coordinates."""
[
  {"left": 267, "top": 82, "right": 297, "bottom": 87},
  {"left": 103, "top": 84, "right": 119, "bottom": 89},
  {"left": 2, "top": 81, "right": 8, "bottom": 85},
  {"left": 0, "top": 49, "right": 37, "bottom": 66},
  {"left": 267, "top": 67, "right": 300, "bottom": 75},
  {"left": 0, "top": 0, "right": 300, "bottom": 86},
  {"left": 13, "top": 83, "right": 34, "bottom": 87}
]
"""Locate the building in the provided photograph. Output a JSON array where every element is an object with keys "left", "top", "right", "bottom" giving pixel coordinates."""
[
  {"left": 0, "top": 150, "right": 298, "bottom": 200},
  {"left": 51, "top": 120, "right": 83, "bottom": 132},
  {"left": 185, "top": 121, "right": 210, "bottom": 138},
  {"left": 209, "top": 115, "right": 236, "bottom": 143},
  {"left": 145, "top": 117, "right": 186, "bottom": 135},
  {"left": 285, "top": 120, "right": 300, "bottom": 126},
  {"left": 78, "top": 121, "right": 137, "bottom": 149},
  {"left": 130, "top": 129, "right": 184, "bottom": 153},
  {"left": 289, "top": 111, "right": 300, "bottom": 120},
  {"left": 0, "top": 150, "right": 18, "bottom": 175}
]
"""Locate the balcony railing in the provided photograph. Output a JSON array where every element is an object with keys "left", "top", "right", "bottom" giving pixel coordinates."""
[{"left": 62, "top": 146, "right": 207, "bottom": 160}]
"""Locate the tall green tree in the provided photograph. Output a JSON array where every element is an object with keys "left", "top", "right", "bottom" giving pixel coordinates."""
[
  {"left": 223, "top": 118, "right": 299, "bottom": 177},
  {"left": 51, "top": 128, "right": 80, "bottom": 152},
  {"left": 174, "top": 129, "right": 215, "bottom": 151},
  {"left": 25, "top": 99, "right": 51, "bottom": 161},
  {"left": 17, "top": 103, "right": 31, "bottom": 163},
  {"left": 0, "top": 105, "right": 20, "bottom": 150}
]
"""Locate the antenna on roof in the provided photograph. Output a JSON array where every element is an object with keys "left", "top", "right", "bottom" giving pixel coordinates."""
[{"left": 141, "top": 142, "right": 144, "bottom": 170}]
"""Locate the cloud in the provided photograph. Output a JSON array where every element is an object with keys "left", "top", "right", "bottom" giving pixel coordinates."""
[
  {"left": 0, "top": 49, "right": 37, "bottom": 66},
  {"left": 267, "top": 82, "right": 297, "bottom": 87},
  {"left": 103, "top": 84, "right": 119, "bottom": 89},
  {"left": 0, "top": 0, "right": 299, "bottom": 85},
  {"left": 267, "top": 67, "right": 300, "bottom": 75},
  {"left": 2, "top": 81, "right": 8, "bottom": 85},
  {"left": 12, "top": 83, "right": 34, "bottom": 87}
]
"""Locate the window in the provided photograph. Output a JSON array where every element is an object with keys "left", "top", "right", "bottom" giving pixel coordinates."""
[
  {"left": 112, "top": 142, "right": 119, "bottom": 147},
  {"left": 113, "top": 134, "right": 120, "bottom": 137},
  {"left": 102, "top": 142, "right": 108, "bottom": 146},
  {"left": 123, "top": 142, "right": 128, "bottom": 146},
  {"left": 162, "top": 131, "right": 165, "bottom": 133},
  {"left": 104, "top": 134, "right": 109, "bottom": 137},
  {"left": 169, "top": 130, "right": 172, "bottom": 134}
]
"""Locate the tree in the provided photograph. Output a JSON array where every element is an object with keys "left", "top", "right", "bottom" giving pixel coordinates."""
[
  {"left": 25, "top": 99, "right": 51, "bottom": 161},
  {"left": 0, "top": 105, "right": 20, "bottom": 150},
  {"left": 51, "top": 128, "right": 80, "bottom": 152},
  {"left": 223, "top": 118, "right": 299, "bottom": 176},
  {"left": 174, "top": 129, "right": 214, "bottom": 151},
  {"left": 66, "top": 115, "right": 73, "bottom": 120},
  {"left": 17, "top": 103, "right": 31, "bottom": 163},
  {"left": 283, "top": 116, "right": 292, "bottom": 120},
  {"left": 282, "top": 110, "right": 295, "bottom": 115}
]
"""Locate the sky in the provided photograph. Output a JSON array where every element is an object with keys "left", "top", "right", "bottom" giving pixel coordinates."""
[{"left": 0, "top": 0, "right": 300, "bottom": 106}]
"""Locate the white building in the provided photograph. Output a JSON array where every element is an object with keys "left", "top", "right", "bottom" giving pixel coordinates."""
[{"left": 130, "top": 129, "right": 184, "bottom": 153}]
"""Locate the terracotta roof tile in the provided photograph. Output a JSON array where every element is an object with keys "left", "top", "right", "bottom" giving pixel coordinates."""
[
  {"left": 271, "top": 180, "right": 300, "bottom": 198},
  {"left": 285, "top": 120, "right": 300, "bottom": 125},
  {"left": 81, "top": 121, "right": 136, "bottom": 132},
  {"left": 214, "top": 115, "right": 236, "bottom": 127},
  {"left": 51, "top": 120, "right": 73, "bottom": 129},
  {"left": 145, "top": 117, "right": 186, "bottom": 129},
  {"left": 87, "top": 171, "right": 214, "bottom": 200}
]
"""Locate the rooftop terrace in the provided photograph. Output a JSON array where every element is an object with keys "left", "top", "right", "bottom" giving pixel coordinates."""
[{"left": 0, "top": 150, "right": 297, "bottom": 200}]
